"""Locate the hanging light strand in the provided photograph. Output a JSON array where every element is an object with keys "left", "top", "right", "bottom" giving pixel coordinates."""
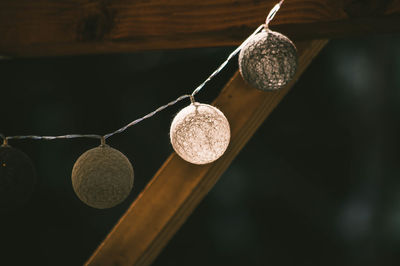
[
  {"left": 1, "top": 1, "right": 284, "bottom": 144},
  {"left": 5, "top": 134, "right": 103, "bottom": 142},
  {"left": 190, "top": 23, "right": 265, "bottom": 98},
  {"left": 103, "top": 94, "right": 191, "bottom": 139}
]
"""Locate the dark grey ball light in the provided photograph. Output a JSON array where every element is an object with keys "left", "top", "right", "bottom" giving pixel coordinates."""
[
  {"left": 0, "top": 144, "right": 36, "bottom": 211},
  {"left": 72, "top": 145, "right": 134, "bottom": 209},
  {"left": 239, "top": 29, "right": 298, "bottom": 91}
]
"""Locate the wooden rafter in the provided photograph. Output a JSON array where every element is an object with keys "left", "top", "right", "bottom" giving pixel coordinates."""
[
  {"left": 85, "top": 39, "right": 329, "bottom": 266},
  {"left": 0, "top": 0, "right": 399, "bottom": 57}
]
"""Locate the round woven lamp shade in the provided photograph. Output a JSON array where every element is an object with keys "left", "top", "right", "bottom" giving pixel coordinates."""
[
  {"left": 239, "top": 29, "right": 298, "bottom": 91},
  {"left": 71, "top": 145, "right": 134, "bottom": 209},
  {"left": 0, "top": 144, "right": 36, "bottom": 211},
  {"left": 170, "top": 103, "right": 230, "bottom": 165}
]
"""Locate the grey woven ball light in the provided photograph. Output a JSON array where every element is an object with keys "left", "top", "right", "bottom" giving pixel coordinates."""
[
  {"left": 72, "top": 145, "right": 134, "bottom": 209},
  {"left": 0, "top": 144, "right": 36, "bottom": 211},
  {"left": 239, "top": 29, "right": 298, "bottom": 91},
  {"left": 170, "top": 102, "right": 230, "bottom": 165}
]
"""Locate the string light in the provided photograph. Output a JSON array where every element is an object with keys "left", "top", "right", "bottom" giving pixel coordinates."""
[
  {"left": 170, "top": 101, "right": 230, "bottom": 165},
  {"left": 239, "top": 0, "right": 298, "bottom": 91},
  {"left": 0, "top": 1, "right": 286, "bottom": 208},
  {"left": 71, "top": 143, "right": 134, "bottom": 209}
]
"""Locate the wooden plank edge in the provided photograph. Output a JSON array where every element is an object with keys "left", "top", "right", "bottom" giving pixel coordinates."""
[{"left": 1, "top": 15, "right": 398, "bottom": 57}]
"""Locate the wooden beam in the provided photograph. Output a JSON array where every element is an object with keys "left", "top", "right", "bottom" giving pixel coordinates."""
[
  {"left": 0, "top": 0, "right": 398, "bottom": 57},
  {"left": 85, "top": 39, "right": 329, "bottom": 266}
]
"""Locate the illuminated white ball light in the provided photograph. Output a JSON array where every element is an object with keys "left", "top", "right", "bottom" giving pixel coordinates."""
[
  {"left": 239, "top": 29, "right": 298, "bottom": 91},
  {"left": 170, "top": 102, "right": 230, "bottom": 165},
  {"left": 71, "top": 145, "right": 134, "bottom": 209}
]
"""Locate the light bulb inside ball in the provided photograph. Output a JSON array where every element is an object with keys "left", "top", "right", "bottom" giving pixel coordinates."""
[
  {"left": 170, "top": 102, "right": 230, "bottom": 165},
  {"left": 71, "top": 145, "right": 134, "bottom": 209},
  {"left": 239, "top": 29, "right": 298, "bottom": 91}
]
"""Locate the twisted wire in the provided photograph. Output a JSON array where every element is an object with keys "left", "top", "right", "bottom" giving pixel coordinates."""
[{"left": 266, "top": 0, "right": 284, "bottom": 26}]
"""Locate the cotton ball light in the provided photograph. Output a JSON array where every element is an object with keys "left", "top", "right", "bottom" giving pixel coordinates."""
[
  {"left": 0, "top": 144, "right": 36, "bottom": 211},
  {"left": 71, "top": 145, "right": 134, "bottom": 209},
  {"left": 170, "top": 102, "right": 230, "bottom": 165},
  {"left": 239, "top": 28, "right": 298, "bottom": 91}
]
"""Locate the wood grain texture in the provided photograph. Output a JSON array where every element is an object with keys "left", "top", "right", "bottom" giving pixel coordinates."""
[
  {"left": 85, "top": 39, "right": 329, "bottom": 266},
  {"left": 0, "top": 0, "right": 398, "bottom": 57}
]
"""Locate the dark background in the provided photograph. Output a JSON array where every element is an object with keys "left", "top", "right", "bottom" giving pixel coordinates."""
[{"left": 1, "top": 33, "right": 400, "bottom": 266}]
